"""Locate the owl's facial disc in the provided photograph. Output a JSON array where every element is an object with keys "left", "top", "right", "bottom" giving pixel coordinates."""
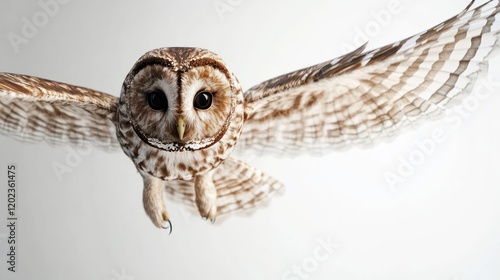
[
  {"left": 178, "top": 65, "right": 233, "bottom": 143},
  {"left": 125, "top": 54, "right": 236, "bottom": 152}
]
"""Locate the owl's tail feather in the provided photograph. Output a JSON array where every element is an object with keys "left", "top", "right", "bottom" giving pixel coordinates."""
[{"left": 164, "top": 157, "right": 285, "bottom": 221}]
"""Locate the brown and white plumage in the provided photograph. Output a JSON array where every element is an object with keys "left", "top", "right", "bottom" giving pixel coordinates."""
[
  {"left": 0, "top": 1, "right": 498, "bottom": 230},
  {"left": 164, "top": 157, "right": 284, "bottom": 216},
  {"left": 239, "top": 0, "right": 500, "bottom": 155},
  {"left": 0, "top": 73, "right": 119, "bottom": 150}
]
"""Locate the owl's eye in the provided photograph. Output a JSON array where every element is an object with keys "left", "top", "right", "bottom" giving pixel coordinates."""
[
  {"left": 147, "top": 91, "right": 168, "bottom": 111},
  {"left": 193, "top": 91, "right": 213, "bottom": 110}
]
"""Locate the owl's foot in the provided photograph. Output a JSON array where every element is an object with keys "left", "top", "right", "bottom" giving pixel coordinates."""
[
  {"left": 142, "top": 174, "right": 172, "bottom": 233},
  {"left": 194, "top": 174, "right": 217, "bottom": 223}
]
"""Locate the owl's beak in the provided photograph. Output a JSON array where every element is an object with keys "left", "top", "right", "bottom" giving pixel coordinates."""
[{"left": 177, "top": 118, "right": 185, "bottom": 140}]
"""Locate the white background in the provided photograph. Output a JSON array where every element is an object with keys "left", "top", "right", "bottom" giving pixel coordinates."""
[{"left": 1, "top": 0, "right": 500, "bottom": 279}]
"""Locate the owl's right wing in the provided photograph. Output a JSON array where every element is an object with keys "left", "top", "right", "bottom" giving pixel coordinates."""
[
  {"left": 0, "top": 73, "right": 119, "bottom": 150},
  {"left": 238, "top": 1, "right": 500, "bottom": 155}
]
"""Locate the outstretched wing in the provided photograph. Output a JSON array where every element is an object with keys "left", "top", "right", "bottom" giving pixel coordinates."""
[
  {"left": 239, "top": 1, "right": 500, "bottom": 155},
  {"left": 165, "top": 157, "right": 284, "bottom": 217},
  {"left": 0, "top": 73, "right": 119, "bottom": 150}
]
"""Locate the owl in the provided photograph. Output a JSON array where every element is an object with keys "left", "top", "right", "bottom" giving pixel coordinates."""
[{"left": 0, "top": 1, "right": 499, "bottom": 232}]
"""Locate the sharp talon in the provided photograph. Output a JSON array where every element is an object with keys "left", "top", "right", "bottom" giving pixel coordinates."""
[
  {"left": 201, "top": 215, "right": 216, "bottom": 224},
  {"left": 162, "top": 220, "right": 173, "bottom": 234}
]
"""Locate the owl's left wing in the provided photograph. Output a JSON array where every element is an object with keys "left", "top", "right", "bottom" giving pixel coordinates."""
[
  {"left": 0, "top": 73, "right": 119, "bottom": 150},
  {"left": 165, "top": 157, "right": 284, "bottom": 216},
  {"left": 239, "top": 1, "right": 500, "bottom": 155}
]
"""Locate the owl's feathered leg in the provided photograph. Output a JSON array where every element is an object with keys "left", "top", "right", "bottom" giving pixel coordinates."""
[
  {"left": 141, "top": 172, "right": 172, "bottom": 233},
  {"left": 194, "top": 172, "right": 217, "bottom": 222}
]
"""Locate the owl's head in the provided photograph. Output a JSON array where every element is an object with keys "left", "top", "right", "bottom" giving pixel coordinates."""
[{"left": 120, "top": 47, "right": 243, "bottom": 152}]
